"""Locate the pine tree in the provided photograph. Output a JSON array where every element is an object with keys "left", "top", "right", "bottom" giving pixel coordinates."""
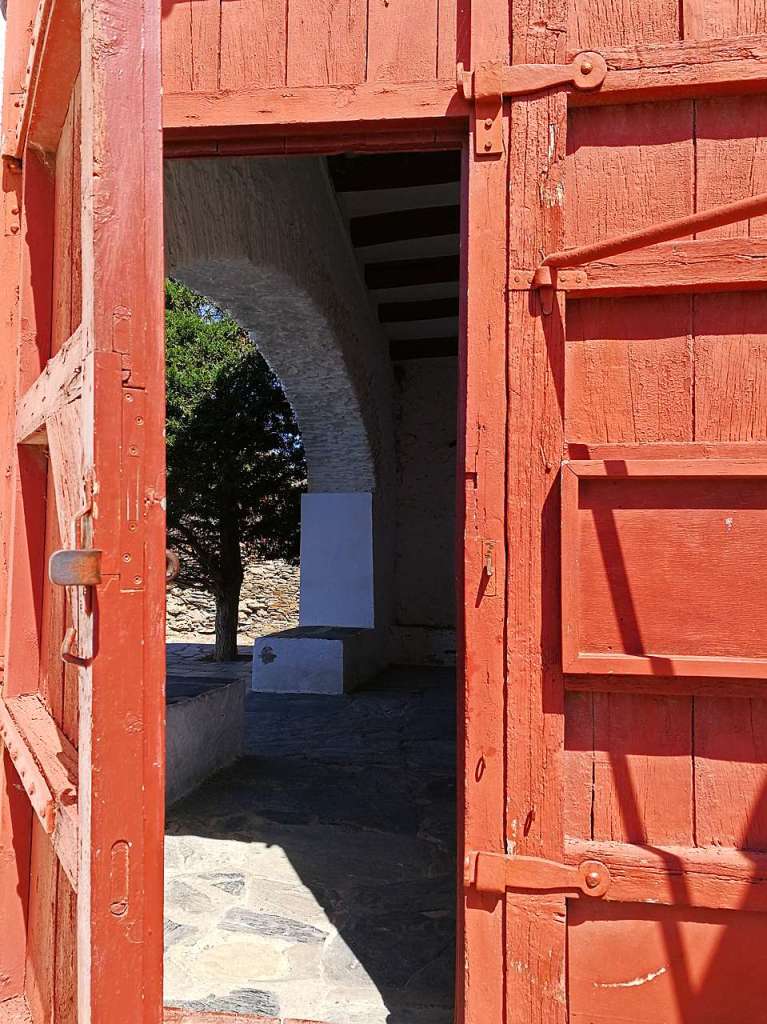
[{"left": 165, "top": 280, "right": 306, "bottom": 660}]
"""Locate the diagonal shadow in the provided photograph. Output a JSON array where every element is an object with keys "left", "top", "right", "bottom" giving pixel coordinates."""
[{"left": 582, "top": 474, "right": 767, "bottom": 1018}]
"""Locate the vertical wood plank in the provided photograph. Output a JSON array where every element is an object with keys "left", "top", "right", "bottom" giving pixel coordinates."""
[
  {"left": 565, "top": 296, "right": 693, "bottom": 444},
  {"left": 568, "top": 0, "right": 679, "bottom": 49},
  {"left": 0, "top": 2, "right": 39, "bottom": 1003},
  {"left": 566, "top": 102, "right": 694, "bottom": 247},
  {"left": 504, "top": 2, "right": 568, "bottom": 1021},
  {"left": 190, "top": 0, "right": 221, "bottom": 91},
  {"left": 437, "top": 0, "right": 460, "bottom": 80},
  {"left": 220, "top": 0, "right": 288, "bottom": 90},
  {"left": 78, "top": 1, "right": 166, "bottom": 1021},
  {"left": 695, "top": 697, "right": 767, "bottom": 851},
  {"left": 592, "top": 693, "right": 694, "bottom": 845},
  {"left": 695, "top": 96, "right": 767, "bottom": 239},
  {"left": 564, "top": 691, "right": 594, "bottom": 840},
  {"left": 366, "top": 0, "right": 439, "bottom": 82},
  {"left": 682, "top": 0, "right": 767, "bottom": 40},
  {"left": 53, "top": 870, "right": 77, "bottom": 1024},
  {"left": 286, "top": 0, "right": 367, "bottom": 86},
  {"left": 693, "top": 293, "right": 767, "bottom": 442},
  {"left": 24, "top": 822, "right": 57, "bottom": 1024},
  {"left": 160, "top": 0, "right": 192, "bottom": 92},
  {"left": 459, "top": 0, "right": 510, "bottom": 1021}
]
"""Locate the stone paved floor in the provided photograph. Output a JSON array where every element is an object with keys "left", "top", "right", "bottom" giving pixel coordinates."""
[{"left": 164, "top": 654, "right": 456, "bottom": 1024}]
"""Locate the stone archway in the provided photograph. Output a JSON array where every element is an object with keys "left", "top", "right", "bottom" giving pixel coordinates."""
[{"left": 164, "top": 156, "right": 396, "bottom": 691}]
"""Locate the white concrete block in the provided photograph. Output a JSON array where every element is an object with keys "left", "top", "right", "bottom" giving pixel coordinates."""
[
  {"left": 299, "top": 492, "right": 375, "bottom": 628},
  {"left": 252, "top": 626, "right": 385, "bottom": 694}
]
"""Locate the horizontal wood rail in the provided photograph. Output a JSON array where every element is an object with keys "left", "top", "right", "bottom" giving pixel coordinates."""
[
  {"left": 535, "top": 191, "right": 767, "bottom": 286},
  {"left": 0, "top": 694, "right": 78, "bottom": 887},
  {"left": 163, "top": 34, "right": 767, "bottom": 141},
  {"left": 571, "top": 33, "right": 767, "bottom": 106},
  {"left": 549, "top": 237, "right": 767, "bottom": 297},
  {"left": 566, "top": 840, "right": 767, "bottom": 913},
  {"left": 15, "top": 324, "right": 83, "bottom": 444},
  {"left": 163, "top": 79, "right": 469, "bottom": 140}
]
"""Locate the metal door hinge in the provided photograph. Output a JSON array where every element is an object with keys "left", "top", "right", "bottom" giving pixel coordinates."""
[
  {"left": 465, "top": 850, "right": 610, "bottom": 898},
  {"left": 458, "top": 52, "right": 607, "bottom": 156}
]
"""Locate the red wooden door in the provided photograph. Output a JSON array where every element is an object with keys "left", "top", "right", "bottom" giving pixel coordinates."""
[
  {"left": 460, "top": 1, "right": 767, "bottom": 1022},
  {"left": 0, "top": 2, "right": 165, "bottom": 1022}
]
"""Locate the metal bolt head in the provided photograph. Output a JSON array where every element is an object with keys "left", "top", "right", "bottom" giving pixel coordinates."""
[
  {"left": 484, "top": 140, "right": 493, "bottom": 152},
  {"left": 484, "top": 118, "right": 493, "bottom": 129},
  {"left": 580, "top": 59, "right": 594, "bottom": 75},
  {"left": 585, "top": 868, "right": 601, "bottom": 889}
]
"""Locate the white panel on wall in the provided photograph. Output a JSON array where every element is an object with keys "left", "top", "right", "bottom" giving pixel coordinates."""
[{"left": 299, "top": 492, "right": 375, "bottom": 628}]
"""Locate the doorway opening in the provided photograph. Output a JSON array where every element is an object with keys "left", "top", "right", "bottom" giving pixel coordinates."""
[{"left": 162, "top": 149, "right": 462, "bottom": 1024}]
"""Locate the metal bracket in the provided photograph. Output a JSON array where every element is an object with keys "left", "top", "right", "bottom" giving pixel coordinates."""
[
  {"left": 465, "top": 850, "right": 610, "bottom": 898},
  {"left": 458, "top": 52, "right": 607, "bottom": 156}
]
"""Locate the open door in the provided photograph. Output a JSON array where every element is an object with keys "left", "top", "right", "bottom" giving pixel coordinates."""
[
  {"left": 461, "top": 1, "right": 767, "bottom": 1023},
  {"left": 0, "top": 2, "right": 165, "bottom": 1022}
]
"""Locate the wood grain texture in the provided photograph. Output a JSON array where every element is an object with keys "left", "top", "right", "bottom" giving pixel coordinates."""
[
  {"left": 693, "top": 292, "right": 767, "bottom": 441},
  {"left": 695, "top": 95, "right": 767, "bottom": 238},
  {"left": 683, "top": 0, "right": 767, "bottom": 40},
  {"left": 286, "top": 0, "right": 367, "bottom": 86},
  {"left": 367, "top": 0, "right": 439, "bottom": 82},
  {"left": 504, "top": 2, "right": 569, "bottom": 1022},
  {"left": 695, "top": 697, "right": 767, "bottom": 851},
  {"left": 566, "top": 296, "right": 693, "bottom": 443},
  {"left": 459, "top": 2, "right": 511, "bottom": 1022},
  {"left": 220, "top": 0, "right": 287, "bottom": 90},
  {"left": 592, "top": 693, "right": 694, "bottom": 845},
  {"left": 568, "top": 0, "right": 679, "bottom": 49},
  {"left": 566, "top": 101, "right": 694, "bottom": 246}
]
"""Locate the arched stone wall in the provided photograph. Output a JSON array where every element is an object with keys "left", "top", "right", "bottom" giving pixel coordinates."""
[
  {"left": 164, "top": 157, "right": 395, "bottom": 672},
  {"left": 164, "top": 157, "right": 393, "bottom": 496}
]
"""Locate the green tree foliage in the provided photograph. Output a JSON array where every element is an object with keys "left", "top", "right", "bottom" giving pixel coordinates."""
[{"left": 165, "top": 280, "right": 306, "bottom": 660}]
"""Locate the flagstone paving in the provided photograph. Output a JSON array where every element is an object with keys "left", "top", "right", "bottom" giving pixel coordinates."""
[{"left": 164, "top": 655, "right": 456, "bottom": 1024}]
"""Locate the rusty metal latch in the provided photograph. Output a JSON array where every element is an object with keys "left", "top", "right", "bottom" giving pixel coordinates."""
[
  {"left": 465, "top": 850, "right": 610, "bottom": 898},
  {"left": 458, "top": 52, "right": 607, "bottom": 156}
]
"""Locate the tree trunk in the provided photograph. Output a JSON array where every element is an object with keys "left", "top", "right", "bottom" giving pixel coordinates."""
[
  {"left": 214, "top": 581, "right": 241, "bottom": 661},
  {"left": 213, "top": 511, "right": 243, "bottom": 661}
]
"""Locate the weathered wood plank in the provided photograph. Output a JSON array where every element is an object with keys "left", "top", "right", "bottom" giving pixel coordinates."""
[
  {"left": 163, "top": 79, "right": 467, "bottom": 138},
  {"left": 574, "top": 34, "right": 767, "bottom": 105},
  {"left": 367, "top": 0, "right": 439, "bottom": 82},
  {"left": 566, "top": 296, "right": 693, "bottom": 442},
  {"left": 220, "top": 0, "right": 287, "bottom": 90},
  {"left": 459, "top": 1, "right": 511, "bottom": 1022},
  {"left": 683, "top": 0, "right": 767, "bottom": 41},
  {"left": 559, "top": 238, "right": 767, "bottom": 295},
  {"left": 15, "top": 326, "right": 83, "bottom": 446},
  {"left": 591, "top": 693, "right": 694, "bottom": 846},
  {"left": 504, "top": 2, "right": 569, "bottom": 1021},
  {"left": 286, "top": 0, "right": 367, "bottom": 87},
  {"left": 566, "top": 838, "right": 767, "bottom": 912},
  {"left": 694, "top": 697, "right": 767, "bottom": 851},
  {"left": 568, "top": 0, "right": 679, "bottom": 50}
]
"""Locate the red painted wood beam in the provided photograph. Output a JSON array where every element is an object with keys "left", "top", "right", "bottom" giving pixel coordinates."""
[{"left": 5, "top": 0, "right": 80, "bottom": 159}]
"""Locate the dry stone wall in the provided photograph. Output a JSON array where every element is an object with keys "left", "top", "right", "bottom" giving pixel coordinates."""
[{"left": 166, "top": 560, "right": 299, "bottom": 643}]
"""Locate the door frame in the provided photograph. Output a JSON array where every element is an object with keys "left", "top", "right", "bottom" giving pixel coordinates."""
[{"left": 161, "top": 120, "right": 500, "bottom": 1024}]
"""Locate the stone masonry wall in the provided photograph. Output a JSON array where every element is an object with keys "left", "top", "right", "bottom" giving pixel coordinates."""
[{"left": 166, "top": 560, "right": 299, "bottom": 643}]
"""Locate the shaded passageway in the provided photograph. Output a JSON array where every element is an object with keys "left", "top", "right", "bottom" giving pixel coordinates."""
[{"left": 164, "top": 658, "right": 456, "bottom": 1024}]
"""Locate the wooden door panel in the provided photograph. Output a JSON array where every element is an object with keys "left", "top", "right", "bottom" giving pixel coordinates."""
[
  {"left": 569, "top": 901, "right": 767, "bottom": 1023},
  {"left": 563, "top": 460, "right": 767, "bottom": 674},
  {"left": 565, "top": 296, "right": 694, "bottom": 445},
  {"left": 0, "top": 1, "right": 165, "bottom": 1022},
  {"left": 497, "top": 0, "right": 767, "bottom": 1020}
]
